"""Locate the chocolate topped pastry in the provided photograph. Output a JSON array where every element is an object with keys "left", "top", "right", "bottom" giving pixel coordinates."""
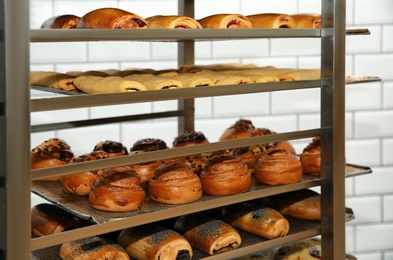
[
  {"left": 172, "top": 130, "right": 209, "bottom": 148},
  {"left": 130, "top": 138, "right": 168, "bottom": 153},
  {"left": 219, "top": 119, "right": 255, "bottom": 141},
  {"left": 94, "top": 140, "right": 128, "bottom": 157}
]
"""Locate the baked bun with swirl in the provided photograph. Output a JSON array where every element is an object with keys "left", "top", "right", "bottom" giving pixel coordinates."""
[
  {"left": 93, "top": 140, "right": 128, "bottom": 158},
  {"left": 41, "top": 14, "right": 81, "bottom": 29},
  {"left": 172, "top": 130, "right": 209, "bottom": 148},
  {"left": 300, "top": 136, "right": 321, "bottom": 176},
  {"left": 218, "top": 119, "right": 255, "bottom": 141}
]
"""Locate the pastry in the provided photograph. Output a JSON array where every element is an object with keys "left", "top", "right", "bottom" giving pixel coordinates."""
[
  {"left": 89, "top": 166, "right": 146, "bottom": 212},
  {"left": 174, "top": 212, "right": 241, "bottom": 255},
  {"left": 130, "top": 138, "right": 168, "bottom": 152},
  {"left": 66, "top": 70, "right": 111, "bottom": 77},
  {"left": 178, "top": 62, "right": 258, "bottom": 73},
  {"left": 117, "top": 223, "right": 193, "bottom": 260},
  {"left": 123, "top": 74, "right": 183, "bottom": 90},
  {"left": 221, "top": 203, "right": 290, "bottom": 239},
  {"left": 145, "top": 15, "right": 202, "bottom": 29},
  {"left": 277, "top": 68, "right": 321, "bottom": 81},
  {"left": 77, "top": 7, "right": 148, "bottom": 29},
  {"left": 172, "top": 130, "right": 209, "bottom": 148},
  {"left": 273, "top": 238, "right": 322, "bottom": 259},
  {"left": 60, "top": 151, "right": 109, "bottom": 196},
  {"left": 41, "top": 14, "right": 81, "bottom": 29},
  {"left": 198, "top": 14, "right": 253, "bottom": 28},
  {"left": 93, "top": 140, "right": 129, "bottom": 158},
  {"left": 31, "top": 138, "right": 75, "bottom": 181},
  {"left": 195, "top": 70, "right": 252, "bottom": 85},
  {"left": 200, "top": 154, "right": 251, "bottom": 196},
  {"left": 254, "top": 150, "right": 303, "bottom": 186},
  {"left": 184, "top": 153, "right": 208, "bottom": 175},
  {"left": 73, "top": 75, "right": 147, "bottom": 93},
  {"left": 162, "top": 73, "right": 215, "bottom": 87},
  {"left": 149, "top": 161, "right": 202, "bottom": 204},
  {"left": 246, "top": 13, "right": 296, "bottom": 28},
  {"left": 300, "top": 136, "right": 321, "bottom": 175},
  {"left": 30, "top": 71, "right": 78, "bottom": 92},
  {"left": 60, "top": 236, "right": 130, "bottom": 260},
  {"left": 219, "top": 118, "right": 255, "bottom": 141},
  {"left": 231, "top": 146, "right": 257, "bottom": 174},
  {"left": 291, "top": 13, "right": 322, "bottom": 29}
]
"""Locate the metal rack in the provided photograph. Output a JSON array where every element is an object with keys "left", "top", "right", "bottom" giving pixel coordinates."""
[{"left": 1, "top": 0, "right": 349, "bottom": 259}]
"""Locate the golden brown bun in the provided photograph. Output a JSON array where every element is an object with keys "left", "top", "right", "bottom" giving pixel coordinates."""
[
  {"left": 145, "top": 15, "right": 202, "bottom": 29},
  {"left": 300, "top": 136, "right": 321, "bottom": 176},
  {"left": 41, "top": 14, "right": 81, "bottom": 29},
  {"left": 273, "top": 238, "right": 322, "bottom": 259},
  {"left": 290, "top": 13, "right": 322, "bottom": 29},
  {"left": 89, "top": 167, "right": 145, "bottom": 212},
  {"left": 31, "top": 203, "right": 89, "bottom": 237},
  {"left": 172, "top": 130, "right": 209, "bottom": 148},
  {"left": 267, "top": 189, "right": 321, "bottom": 221},
  {"left": 254, "top": 150, "right": 303, "bottom": 186},
  {"left": 60, "top": 151, "right": 109, "bottom": 196},
  {"left": 219, "top": 119, "right": 255, "bottom": 141},
  {"left": 77, "top": 8, "right": 148, "bottom": 29},
  {"left": 174, "top": 212, "right": 241, "bottom": 255},
  {"left": 117, "top": 223, "right": 192, "bottom": 260},
  {"left": 149, "top": 162, "right": 202, "bottom": 204},
  {"left": 31, "top": 138, "right": 75, "bottom": 181},
  {"left": 93, "top": 140, "right": 128, "bottom": 158},
  {"left": 198, "top": 14, "right": 253, "bottom": 28},
  {"left": 246, "top": 13, "right": 296, "bottom": 28},
  {"left": 59, "top": 236, "right": 130, "bottom": 260},
  {"left": 184, "top": 153, "right": 208, "bottom": 175},
  {"left": 200, "top": 154, "right": 251, "bottom": 196},
  {"left": 231, "top": 146, "right": 257, "bottom": 174},
  {"left": 221, "top": 203, "right": 290, "bottom": 240},
  {"left": 130, "top": 138, "right": 168, "bottom": 152}
]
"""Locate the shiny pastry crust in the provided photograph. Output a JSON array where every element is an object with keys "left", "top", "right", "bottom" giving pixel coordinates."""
[
  {"left": 89, "top": 167, "right": 145, "bottom": 212},
  {"left": 93, "top": 140, "right": 128, "bottom": 158},
  {"left": 184, "top": 153, "right": 208, "bottom": 175},
  {"left": 219, "top": 119, "right": 255, "bottom": 141},
  {"left": 221, "top": 203, "right": 290, "bottom": 239},
  {"left": 77, "top": 8, "right": 148, "bottom": 29},
  {"left": 145, "top": 15, "right": 202, "bottom": 29},
  {"left": 172, "top": 130, "right": 209, "bottom": 147},
  {"left": 290, "top": 13, "right": 322, "bottom": 29},
  {"left": 31, "top": 138, "right": 75, "bottom": 181},
  {"left": 300, "top": 136, "right": 321, "bottom": 175},
  {"left": 149, "top": 162, "right": 202, "bottom": 204},
  {"left": 254, "top": 150, "right": 303, "bottom": 186},
  {"left": 117, "top": 223, "right": 193, "bottom": 260},
  {"left": 200, "top": 154, "right": 251, "bottom": 196},
  {"left": 174, "top": 212, "right": 241, "bottom": 255},
  {"left": 246, "top": 13, "right": 296, "bottom": 28},
  {"left": 231, "top": 146, "right": 257, "bottom": 174},
  {"left": 60, "top": 151, "right": 109, "bottom": 196},
  {"left": 273, "top": 238, "right": 322, "bottom": 259},
  {"left": 198, "top": 13, "right": 253, "bottom": 28},
  {"left": 130, "top": 138, "right": 168, "bottom": 152},
  {"left": 41, "top": 14, "right": 81, "bottom": 29},
  {"left": 59, "top": 236, "right": 130, "bottom": 260}
]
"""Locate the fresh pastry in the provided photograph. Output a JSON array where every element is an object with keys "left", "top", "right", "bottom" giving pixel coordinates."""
[
  {"left": 184, "top": 153, "right": 208, "bottom": 175},
  {"left": 93, "top": 140, "right": 129, "bottom": 158},
  {"left": 123, "top": 74, "right": 183, "bottom": 90},
  {"left": 130, "top": 138, "right": 168, "bottom": 152},
  {"left": 41, "top": 14, "right": 81, "bottom": 29},
  {"left": 30, "top": 71, "right": 78, "bottom": 92},
  {"left": 66, "top": 70, "right": 111, "bottom": 77},
  {"left": 59, "top": 236, "right": 130, "bottom": 260},
  {"left": 174, "top": 212, "right": 242, "bottom": 255},
  {"left": 77, "top": 7, "right": 148, "bottom": 29},
  {"left": 277, "top": 68, "right": 321, "bottom": 81},
  {"left": 273, "top": 238, "right": 322, "bottom": 259},
  {"left": 162, "top": 73, "right": 215, "bottom": 87},
  {"left": 178, "top": 62, "right": 258, "bottom": 73},
  {"left": 231, "top": 146, "right": 257, "bottom": 174},
  {"left": 198, "top": 14, "right": 253, "bottom": 28},
  {"left": 145, "top": 15, "right": 202, "bottom": 29},
  {"left": 300, "top": 136, "right": 321, "bottom": 176},
  {"left": 31, "top": 138, "right": 75, "bottom": 181},
  {"left": 290, "top": 13, "right": 322, "bottom": 29},
  {"left": 246, "top": 13, "right": 296, "bottom": 28},
  {"left": 89, "top": 166, "right": 146, "bottom": 212},
  {"left": 221, "top": 202, "right": 290, "bottom": 239},
  {"left": 266, "top": 189, "right": 321, "bottom": 221},
  {"left": 200, "top": 154, "right": 251, "bottom": 196},
  {"left": 117, "top": 223, "right": 193, "bottom": 260},
  {"left": 254, "top": 150, "right": 303, "bottom": 186},
  {"left": 195, "top": 70, "right": 252, "bottom": 85},
  {"left": 60, "top": 151, "right": 109, "bottom": 196},
  {"left": 172, "top": 130, "right": 209, "bottom": 148},
  {"left": 149, "top": 161, "right": 202, "bottom": 204},
  {"left": 73, "top": 75, "right": 147, "bottom": 93},
  {"left": 219, "top": 118, "right": 255, "bottom": 141}
]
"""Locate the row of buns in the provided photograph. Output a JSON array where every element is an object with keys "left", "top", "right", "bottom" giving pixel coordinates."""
[{"left": 41, "top": 7, "right": 321, "bottom": 29}]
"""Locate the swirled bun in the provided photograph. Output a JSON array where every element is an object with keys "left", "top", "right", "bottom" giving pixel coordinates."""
[
  {"left": 172, "top": 130, "right": 209, "bottom": 148},
  {"left": 219, "top": 119, "right": 255, "bottom": 141},
  {"left": 130, "top": 138, "right": 168, "bottom": 153},
  {"left": 300, "top": 137, "right": 321, "bottom": 176},
  {"left": 93, "top": 140, "right": 128, "bottom": 158}
]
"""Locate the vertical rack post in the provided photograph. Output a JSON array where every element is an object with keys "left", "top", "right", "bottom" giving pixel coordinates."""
[{"left": 320, "top": 0, "right": 347, "bottom": 259}]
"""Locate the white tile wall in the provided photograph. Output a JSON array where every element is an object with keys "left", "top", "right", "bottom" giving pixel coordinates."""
[{"left": 28, "top": 0, "right": 393, "bottom": 258}]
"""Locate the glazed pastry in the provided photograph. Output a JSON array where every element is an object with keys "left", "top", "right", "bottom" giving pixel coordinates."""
[
  {"left": 30, "top": 71, "right": 78, "bottom": 92},
  {"left": 200, "top": 154, "right": 251, "bottom": 196},
  {"left": 300, "top": 136, "right": 321, "bottom": 175},
  {"left": 198, "top": 14, "right": 253, "bottom": 28},
  {"left": 184, "top": 153, "right": 208, "bottom": 175},
  {"left": 273, "top": 238, "right": 322, "bottom": 259},
  {"left": 149, "top": 162, "right": 202, "bottom": 204},
  {"left": 74, "top": 76, "right": 147, "bottom": 93},
  {"left": 254, "top": 150, "right": 303, "bottom": 186},
  {"left": 31, "top": 138, "right": 75, "bottom": 181},
  {"left": 162, "top": 73, "right": 215, "bottom": 87},
  {"left": 291, "top": 13, "right": 322, "bottom": 29},
  {"left": 89, "top": 166, "right": 146, "bottom": 212},
  {"left": 219, "top": 119, "right": 255, "bottom": 141},
  {"left": 93, "top": 140, "right": 128, "bottom": 158},
  {"left": 60, "top": 236, "right": 130, "bottom": 260},
  {"left": 174, "top": 212, "right": 241, "bottom": 255},
  {"left": 123, "top": 74, "right": 183, "bottom": 90},
  {"left": 231, "top": 146, "right": 256, "bottom": 174},
  {"left": 145, "top": 15, "right": 202, "bottom": 29},
  {"left": 130, "top": 138, "right": 168, "bottom": 152},
  {"left": 221, "top": 203, "right": 290, "bottom": 239},
  {"left": 246, "top": 13, "right": 296, "bottom": 28},
  {"left": 266, "top": 189, "right": 321, "bottom": 221},
  {"left": 77, "top": 7, "right": 148, "bottom": 29},
  {"left": 277, "top": 68, "right": 321, "bottom": 81},
  {"left": 172, "top": 130, "right": 209, "bottom": 148},
  {"left": 41, "top": 14, "right": 81, "bottom": 29},
  {"left": 117, "top": 223, "right": 193, "bottom": 260},
  {"left": 60, "top": 151, "right": 109, "bottom": 196}
]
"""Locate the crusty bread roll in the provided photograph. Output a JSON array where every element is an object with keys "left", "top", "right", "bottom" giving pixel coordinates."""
[
  {"left": 273, "top": 238, "right": 322, "bottom": 259},
  {"left": 74, "top": 75, "right": 147, "bottom": 93},
  {"left": 77, "top": 8, "right": 148, "bottom": 29},
  {"left": 31, "top": 138, "right": 75, "bottom": 181},
  {"left": 172, "top": 130, "right": 209, "bottom": 148},
  {"left": 174, "top": 212, "right": 241, "bottom": 255},
  {"left": 246, "top": 13, "right": 296, "bottom": 28},
  {"left": 60, "top": 236, "right": 130, "bottom": 260},
  {"left": 300, "top": 136, "right": 321, "bottom": 176},
  {"left": 123, "top": 74, "right": 183, "bottom": 90},
  {"left": 198, "top": 14, "right": 253, "bottom": 28},
  {"left": 266, "top": 189, "right": 321, "bottom": 221},
  {"left": 219, "top": 119, "right": 255, "bottom": 141},
  {"left": 60, "top": 151, "right": 109, "bottom": 196},
  {"left": 117, "top": 223, "right": 193, "bottom": 260},
  {"left": 290, "top": 13, "right": 322, "bottom": 29},
  {"left": 30, "top": 71, "right": 78, "bottom": 92},
  {"left": 254, "top": 150, "right": 303, "bottom": 186},
  {"left": 200, "top": 154, "right": 251, "bottom": 196},
  {"left": 41, "top": 14, "right": 81, "bottom": 29},
  {"left": 145, "top": 15, "right": 202, "bottom": 29},
  {"left": 221, "top": 203, "right": 290, "bottom": 239},
  {"left": 93, "top": 140, "right": 129, "bottom": 158},
  {"left": 149, "top": 162, "right": 202, "bottom": 204}
]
